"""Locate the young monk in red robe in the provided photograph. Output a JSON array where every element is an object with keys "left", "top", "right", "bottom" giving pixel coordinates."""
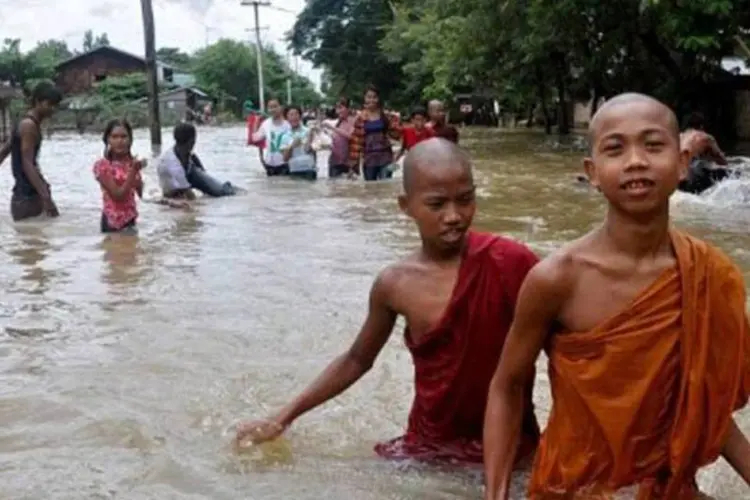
[
  {"left": 484, "top": 93, "right": 750, "bottom": 499},
  {"left": 427, "top": 100, "right": 459, "bottom": 144},
  {"left": 235, "top": 138, "right": 540, "bottom": 465}
]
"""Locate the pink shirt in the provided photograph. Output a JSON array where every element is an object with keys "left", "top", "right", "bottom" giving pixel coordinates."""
[{"left": 93, "top": 157, "right": 139, "bottom": 230}]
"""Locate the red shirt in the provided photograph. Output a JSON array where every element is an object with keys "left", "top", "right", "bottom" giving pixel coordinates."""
[
  {"left": 402, "top": 126, "right": 434, "bottom": 149},
  {"left": 93, "top": 158, "right": 140, "bottom": 230}
]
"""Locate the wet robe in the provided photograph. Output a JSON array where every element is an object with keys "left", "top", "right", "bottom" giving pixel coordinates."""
[
  {"left": 374, "top": 231, "right": 541, "bottom": 464},
  {"left": 530, "top": 230, "right": 750, "bottom": 498}
]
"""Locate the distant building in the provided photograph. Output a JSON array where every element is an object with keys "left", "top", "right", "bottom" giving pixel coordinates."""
[
  {"left": 135, "top": 86, "right": 213, "bottom": 122},
  {"left": 55, "top": 46, "right": 176, "bottom": 95}
]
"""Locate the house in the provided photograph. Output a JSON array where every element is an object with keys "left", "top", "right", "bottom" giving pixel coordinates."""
[
  {"left": 0, "top": 84, "right": 23, "bottom": 142},
  {"left": 135, "top": 86, "right": 213, "bottom": 122},
  {"left": 55, "top": 46, "right": 175, "bottom": 95}
]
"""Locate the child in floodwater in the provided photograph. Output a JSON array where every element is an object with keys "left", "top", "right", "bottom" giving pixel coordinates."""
[
  {"left": 93, "top": 119, "right": 145, "bottom": 233},
  {"left": 3, "top": 81, "right": 63, "bottom": 220},
  {"left": 395, "top": 107, "right": 433, "bottom": 163},
  {"left": 251, "top": 97, "right": 291, "bottom": 176},
  {"left": 235, "top": 138, "right": 540, "bottom": 469},
  {"left": 281, "top": 105, "right": 318, "bottom": 180}
]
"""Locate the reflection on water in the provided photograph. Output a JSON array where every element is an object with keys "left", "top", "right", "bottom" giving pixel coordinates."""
[{"left": 0, "top": 127, "right": 747, "bottom": 499}]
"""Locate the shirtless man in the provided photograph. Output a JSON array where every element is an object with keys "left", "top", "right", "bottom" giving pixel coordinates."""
[
  {"left": 680, "top": 112, "right": 727, "bottom": 165},
  {"left": 484, "top": 93, "right": 750, "bottom": 498},
  {"left": 4, "top": 81, "right": 62, "bottom": 220},
  {"left": 235, "top": 138, "right": 540, "bottom": 466},
  {"left": 677, "top": 112, "right": 732, "bottom": 194}
]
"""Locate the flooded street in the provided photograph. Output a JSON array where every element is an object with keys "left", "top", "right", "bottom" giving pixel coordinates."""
[{"left": 0, "top": 125, "right": 748, "bottom": 499}]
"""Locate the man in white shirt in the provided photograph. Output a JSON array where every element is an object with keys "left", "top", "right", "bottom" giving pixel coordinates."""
[{"left": 250, "top": 98, "right": 291, "bottom": 176}]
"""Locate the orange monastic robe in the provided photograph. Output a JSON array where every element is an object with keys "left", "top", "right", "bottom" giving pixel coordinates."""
[{"left": 530, "top": 230, "right": 750, "bottom": 499}]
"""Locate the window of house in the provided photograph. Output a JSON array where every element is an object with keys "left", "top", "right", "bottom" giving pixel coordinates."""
[{"left": 94, "top": 74, "right": 107, "bottom": 82}]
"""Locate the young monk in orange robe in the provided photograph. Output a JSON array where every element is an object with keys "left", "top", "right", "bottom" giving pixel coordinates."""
[
  {"left": 235, "top": 138, "right": 540, "bottom": 465},
  {"left": 483, "top": 93, "right": 750, "bottom": 499}
]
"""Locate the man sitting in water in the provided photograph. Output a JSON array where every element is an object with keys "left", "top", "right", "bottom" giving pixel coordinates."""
[
  {"left": 235, "top": 138, "right": 541, "bottom": 467},
  {"left": 157, "top": 123, "right": 237, "bottom": 198}
]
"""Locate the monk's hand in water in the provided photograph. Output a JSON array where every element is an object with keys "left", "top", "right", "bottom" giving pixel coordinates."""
[{"left": 235, "top": 418, "right": 285, "bottom": 447}]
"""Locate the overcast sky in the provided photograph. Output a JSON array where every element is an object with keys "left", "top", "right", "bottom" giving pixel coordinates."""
[{"left": 0, "top": 0, "right": 321, "bottom": 88}]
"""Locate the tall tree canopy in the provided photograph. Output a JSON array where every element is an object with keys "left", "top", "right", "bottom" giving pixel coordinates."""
[{"left": 289, "top": 0, "right": 750, "bottom": 137}]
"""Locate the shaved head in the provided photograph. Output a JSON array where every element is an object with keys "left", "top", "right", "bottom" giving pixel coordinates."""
[
  {"left": 402, "top": 138, "right": 471, "bottom": 195},
  {"left": 589, "top": 93, "right": 679, "bottom": 146}
]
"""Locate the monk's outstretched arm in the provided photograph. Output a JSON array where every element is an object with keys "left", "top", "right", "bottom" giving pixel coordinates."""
[
  {"left": 722, "top": 418, "right": 750, "bottom": 484},
  {"left": 484, "top": 261, "right": 566, "bottom": 500},
  {"left": 271, "top": 271, "right": 398, "bottom": 429}
]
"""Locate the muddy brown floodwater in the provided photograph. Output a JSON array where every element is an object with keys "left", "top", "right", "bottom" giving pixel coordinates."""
[{"left": 0, "top": 126, "right": 748, "bottom": 499}]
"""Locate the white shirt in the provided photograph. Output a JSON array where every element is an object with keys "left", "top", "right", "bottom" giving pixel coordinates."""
[
  {"left": 157, "top": 148, "right": 191, "bottom": 193},
  {"left": 252, "top": 118, "right": 291, "bottom": 166}
]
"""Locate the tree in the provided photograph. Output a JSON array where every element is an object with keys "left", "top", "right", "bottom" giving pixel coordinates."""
[
  {"left": 156, "top": 47, "right": 193, "bottom": 70},
  {"left": 82, "top": 30, "right": 110, "bottom": 52},
  {"left": 193, "top": 39, "right": 321, "bottom": 115},
  {"left": 288, "top": 0, "right": 406, "bottom": 106}
]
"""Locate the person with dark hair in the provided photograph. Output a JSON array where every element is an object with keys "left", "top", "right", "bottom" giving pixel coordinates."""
[
  {"left": 250, "top": 97, "right": 291, "bottom": 176},
  {"left": 93, "top": 119, "right": 145, "bottom": 233},
  {"left": 395, "top": 107, "right": 433, "bottom": 163},
  {"left": 349, "top": 85, "right": 403, "bottom": 181},
  {"left": 281, "top": 105, "right": 318, "bottom": 180},
  {"left": 157, "top": 122, "right": 238, "bottom": 197},
  {"left": 321, "top": 96, "right": 356, "bottom": 178},
  {"left": 3, "top": 80, "right": 63, "bottom": 220}
]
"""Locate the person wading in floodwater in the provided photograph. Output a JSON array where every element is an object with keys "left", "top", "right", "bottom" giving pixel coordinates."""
[
  {"left": 250, "top": 97, "right": 291, "bottom": 176},
  {"left": 349, "top": 85, "right": 402, "bottom": 181},
  {"left": 1, "top": 81, "right": 63, "bottom": 220}
]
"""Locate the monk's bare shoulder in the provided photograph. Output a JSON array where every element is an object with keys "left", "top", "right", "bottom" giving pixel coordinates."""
[
  {"left": 373, "top": 252, "right": 423, "bottom": 301},
  {"left": 521, "top": 234, "right": 593, "bottom": 308}
]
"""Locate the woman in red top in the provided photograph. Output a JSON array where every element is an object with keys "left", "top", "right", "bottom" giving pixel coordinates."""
[
  {"left": 93, "top": 119, "right": 146, "bottom": 233},
  {"left": 395, "top": 107, "right": 434, "bottom": 163}
]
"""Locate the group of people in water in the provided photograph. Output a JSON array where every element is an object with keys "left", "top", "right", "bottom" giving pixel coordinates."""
[
  {"left": 249, "top": 85, "right": 459, "bottom": 181},
  {"left": 235, "top": 93, "right": 750, "bottom": 498},
  {"left": 0, "top": 81, "right": 241, "bottom": 232},
  {"left": 2, "top": 81, "right": 749, "bottom": 498}
]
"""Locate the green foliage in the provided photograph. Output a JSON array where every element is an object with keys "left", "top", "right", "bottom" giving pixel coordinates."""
[
  {"left": 292, "top": 0, "right": 750, "bottom": 136},
  {"left": 156, "top": 47, "right": 193, "bottom": 70},
  {"left": 0, "top": 34, "right": 321, "bottom": 125},
  {"left": 82, "top": 30, "right": 110, "bottom": 52},
  {"left": 95, "top": 73, "right": 149, "bottom": 103},
  {"left": 288, "top": 0, "right": 407, "bottom": 106},
  {"left": 192, "top": 39, "right": 321, "bottom": 113}
]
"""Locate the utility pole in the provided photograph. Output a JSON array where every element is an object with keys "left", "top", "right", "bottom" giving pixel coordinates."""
[
  {"left": 240, "top": 0, "right": 270, "bottom": 113},
  {"left": 140, "top": 0, "right": 161, "bottom": 150}
]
